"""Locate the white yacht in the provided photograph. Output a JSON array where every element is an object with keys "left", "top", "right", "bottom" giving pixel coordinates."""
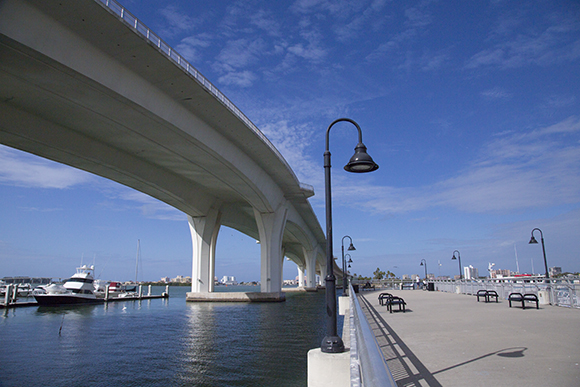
[{"left": 34, "top": 265, "right": 104, "bottom": 306}]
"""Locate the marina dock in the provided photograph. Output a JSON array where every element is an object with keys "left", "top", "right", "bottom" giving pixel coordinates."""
[{"left": 359, "top": 289, "right": 580, "bottom": 387}]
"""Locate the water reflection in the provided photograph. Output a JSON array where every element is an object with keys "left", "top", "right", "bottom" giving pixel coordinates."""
[{"left": 0, "top": 287, "right": 328, "bottom": 387}]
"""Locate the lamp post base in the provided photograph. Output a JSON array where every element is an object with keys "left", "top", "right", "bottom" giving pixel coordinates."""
[{"left": 321, "top": 335, "right": 345, "bottom": 353}]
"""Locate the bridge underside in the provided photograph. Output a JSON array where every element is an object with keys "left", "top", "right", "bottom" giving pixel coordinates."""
[{"left": 0, "top": 0, "right": 331, "bottom": 298}]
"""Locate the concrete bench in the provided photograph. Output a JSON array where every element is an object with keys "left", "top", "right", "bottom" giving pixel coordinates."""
[
  {"left": 378, "top": 292, "right": 393, "bottom": 306},
  {"left": 508, "top": 293, "right": 539, "bottom": 309},
  {"left": 385, "top": 296, "right": 406, "bottom": 313}
]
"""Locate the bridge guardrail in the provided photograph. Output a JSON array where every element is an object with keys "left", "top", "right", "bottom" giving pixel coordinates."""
[
  {"left": 349, "top": 284, "right": 396, "bottom": 387},
  {"left": 96, "top": 0, "right": 294, "bottom": 176}
]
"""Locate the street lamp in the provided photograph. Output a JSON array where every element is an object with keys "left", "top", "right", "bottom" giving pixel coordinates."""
[
  {"left": 451, "top": 250, "right": 462, "bottom": 280},
  {"left": 420, "top": 259, "right": 428, "bottom": 280},
  {"left": 345, "top": 254, "right": 353, "bottom": 284},
  {"left": 529, "top": 228, "right": 549, "bottom": 280},
  {"left": 341, "top": 236, "right": 356, "bottom": 297},
  {"left": 322, "top": 118, "right": 379, "bottom": 354}
]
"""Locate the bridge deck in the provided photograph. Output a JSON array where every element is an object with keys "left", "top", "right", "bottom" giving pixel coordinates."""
[{"left": 359, "top": 289, "right": 580, "bottom": 387}]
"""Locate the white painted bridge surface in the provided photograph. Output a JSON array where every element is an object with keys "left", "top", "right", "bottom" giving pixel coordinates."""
[{"left": 0, "top": 0, "right": 340, "bottom": 298}]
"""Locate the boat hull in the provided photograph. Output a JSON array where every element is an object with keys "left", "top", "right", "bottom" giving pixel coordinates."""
[{"left": 34, "top": 294, "right": 104, "bottom": 306}]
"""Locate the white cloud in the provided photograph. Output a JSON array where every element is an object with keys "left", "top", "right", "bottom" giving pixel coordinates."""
[{"left": 0, "top": 146, "right": 93, "bottom": 189}]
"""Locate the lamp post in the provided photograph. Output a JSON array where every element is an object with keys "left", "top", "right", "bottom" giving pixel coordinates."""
[
  {"left": 420, "top": 259, "right": 428, "bottom": 280},
  {"left": 345, "top": 253, "right": 353, "bottom": 289},
  {"left": 451, "top": 250, "right": 462, "bottom": 280},
  {"left": 529, "top": 228, "right": 549, "bottom": 280},
  {"left": 341, "top": 236, "right": 356, "bottom": 297},
  {"left": 322, "top": 118, "right": 379, "bottom": 354}
]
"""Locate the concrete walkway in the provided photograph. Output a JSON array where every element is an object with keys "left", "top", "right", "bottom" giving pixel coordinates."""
[{"left": 359, "top": 289, "right": 580, "bottom": 387}]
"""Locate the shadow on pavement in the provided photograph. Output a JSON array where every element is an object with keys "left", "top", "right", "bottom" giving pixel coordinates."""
[{"left": 359, "top": 295, "right": 443, "bottom": 387}]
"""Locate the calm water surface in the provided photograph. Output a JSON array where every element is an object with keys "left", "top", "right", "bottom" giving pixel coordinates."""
[{"left": 0, "top": 286, "right": 339, "bottom": 387}]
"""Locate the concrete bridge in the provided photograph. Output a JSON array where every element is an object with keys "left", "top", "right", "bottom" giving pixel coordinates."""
[{"left": 0, "top": 0, "right": 343, "bottom": 300}]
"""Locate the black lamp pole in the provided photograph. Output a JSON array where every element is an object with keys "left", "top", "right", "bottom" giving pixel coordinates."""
[
  {"left": 451, "top": 250, "right": 462, "bottom": 280},
  {"left": 345, "top": 253, "right": 353, "bottom": 290},
  {"left": 322, "top": 118, "right": 378, "bottom": 354},
  {"left": 420, "top": 259, "right": 428, "bottom": 280},
  {"left": 529, "top": 228, "right": 549, "bottom": 280},
  {"left": 341, "top": 236, "right": 356, "bottom": 296}
]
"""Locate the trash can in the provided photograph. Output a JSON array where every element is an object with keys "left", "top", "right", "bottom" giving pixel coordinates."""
[
  {"left": 427, "top": 283, "right": 435, "bottom": 291},
  {"left": 353, "top": 284, "right": 359, "bottom": 293}
]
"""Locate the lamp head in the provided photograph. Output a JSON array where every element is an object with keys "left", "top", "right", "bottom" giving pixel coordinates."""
[
  {"left": 420, "top": 262, "right": 424, "bottom": 266},
  {"left": 348, "top": 258, "right": 353, "bottom": 263},
  {"left": 529, "top": 236, "right": 538, "bottom": 244},
  {"left": 347, "top": 243, "right": 356, "bottom": 251},
  {"left": 451, "top": 255, "right": 456, "bottom": 260},
  {"left": 344, "top": 143, "right": 379, "bottom": 173}
]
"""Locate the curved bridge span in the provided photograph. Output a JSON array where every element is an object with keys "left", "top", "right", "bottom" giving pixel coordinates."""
[{"left": 0, "top": 0, "right": 342, "bottom": 299}]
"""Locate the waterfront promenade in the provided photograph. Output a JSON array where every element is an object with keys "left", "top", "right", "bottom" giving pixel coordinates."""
[{"left": 359, "top": 289, "right": 580, "bottom": 387}]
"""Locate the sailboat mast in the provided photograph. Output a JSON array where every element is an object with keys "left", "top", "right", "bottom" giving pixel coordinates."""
[
  {"left": 514, "top": 244, "right": 520, "bottom": 273},
  {"left": 135, "top": 239, "right": 140, "bottom": 283}
]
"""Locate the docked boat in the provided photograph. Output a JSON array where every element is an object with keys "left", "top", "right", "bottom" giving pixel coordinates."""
[{"left": 33, "top": 265, "right": 104, "bottom": 306}]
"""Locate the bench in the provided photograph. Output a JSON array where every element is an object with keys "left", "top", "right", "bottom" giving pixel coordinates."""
[
  {"left": 508, "top": 293, "right": 539, "bottom": 309},
  {"left": 378, "top": 292, "right": 393, "bottom": 306},
  {"left": 476, "top": 290, "right": 499, "bottom": 303},
  {"left": 385, "top": 296, "right": 406, "bottom": 313}
]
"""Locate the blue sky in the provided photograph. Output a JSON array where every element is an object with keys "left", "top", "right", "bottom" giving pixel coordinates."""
[{"left": 1, "top": 0, "right": 579, "bottom": 282}]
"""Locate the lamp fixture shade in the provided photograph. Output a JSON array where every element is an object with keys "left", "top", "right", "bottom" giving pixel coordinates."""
[
  {"left": 529, "top": 236, "right": 538, "bottom": 244},
  {"left": 420, "top": 262, "right": 424, "bottom": 266},
  {"left": 348, "top": 243, "right": 356, "bottom": 251},
  {"left": 344, "top": 143, "right": 379, "bottom": 173}
]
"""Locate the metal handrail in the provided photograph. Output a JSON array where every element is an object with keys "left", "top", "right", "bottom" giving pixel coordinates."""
[
  {"left": 431, "top": 278, "right": 580, "bottom": 309},
  {"left": 349, "top": 284, "right": 396, "bottom": 386}
]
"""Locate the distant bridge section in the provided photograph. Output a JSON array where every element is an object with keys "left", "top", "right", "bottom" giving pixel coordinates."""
[{"left": 0, "top": 0, "right": 340, "bottom": 299}]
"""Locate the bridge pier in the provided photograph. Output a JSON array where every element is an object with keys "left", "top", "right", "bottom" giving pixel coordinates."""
[
  {"left": 187, "top": 210, "right": 221, "bottom": 293},
  {"left": 254, "top": 206, "right": 287, "bottom": 294}
]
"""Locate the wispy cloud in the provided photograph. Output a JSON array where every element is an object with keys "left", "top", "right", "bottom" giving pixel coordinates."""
[
  {"left": 466, "top": 11, "right": 580, "bottom": 69},
  {"left": 332, "top": 116, "right": 580, "bottom": 214},
  {"left": 481, "top": 87, "right": 512, "bottom": 100},
  {"left": 0, "top": 146, "right": 93, "bottom": 189},
  {"left": 158, "top": 5, "right": 199, "bottom": 36}
]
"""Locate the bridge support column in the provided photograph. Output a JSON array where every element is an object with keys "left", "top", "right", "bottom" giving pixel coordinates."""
[
  {"left": 304, "top": 247, "right": 317, "bottom": 289},
  {"left": 319, "top": 261, "right": 327, "bottom": 288},
  {"left": 297, "top": 265, "right": 305, "bottom": 287},
  {"left": 254, "top": 206, "right": 288, "bottom": 294},
  {"left": 187, "top": 208, "right": 221, "bottom": 293}
]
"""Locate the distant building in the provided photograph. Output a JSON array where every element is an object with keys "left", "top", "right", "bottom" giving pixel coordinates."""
[
  {"left": 220, "top": 276, "right": 238, "bottom": 285},
  {"left": 464, "top": 265, "right": 479, "bottom": 280},
  {"left": 171, "top": 275, "right": 192, "bottom": 283},
  {"left": 549, "top": 267, "right": 562, "bottom": 277},
  {"left": 402, "top": 274, "right": 410, "bottom": 280},
  {"left": 160, "top": 277, "right": 171, "bottom": 283}
]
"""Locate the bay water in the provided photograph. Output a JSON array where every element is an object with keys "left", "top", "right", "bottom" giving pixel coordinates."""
[{"left": 0, "top": 286, "right": 339, "bottom": 387}]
